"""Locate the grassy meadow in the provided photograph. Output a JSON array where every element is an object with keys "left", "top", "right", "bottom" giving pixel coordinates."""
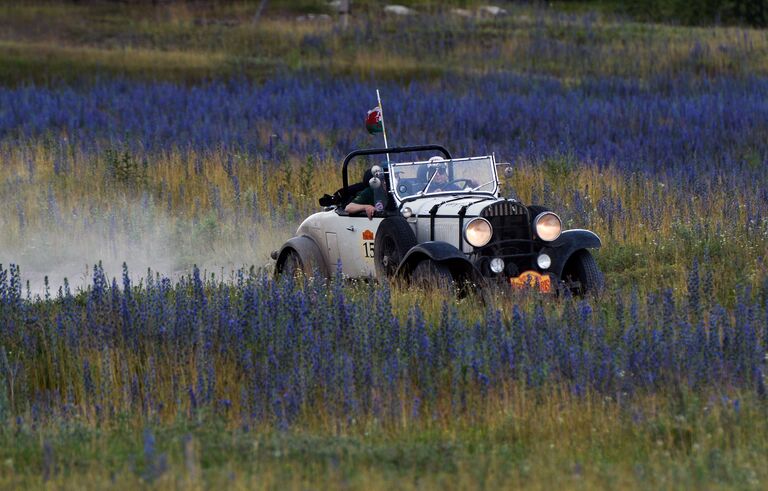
[
  {"left": 1, "top": 1, "right": 767, "bottom": 83},
  {"left": 0, "top": 1, "right": 767, "bottom": 489}
]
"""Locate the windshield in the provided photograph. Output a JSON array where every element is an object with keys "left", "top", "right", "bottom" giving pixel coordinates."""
[{"left": 390, "top": 156, "right": 498, "bottom": 201}]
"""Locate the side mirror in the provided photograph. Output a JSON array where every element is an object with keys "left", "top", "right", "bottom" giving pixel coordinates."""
[{"left": 496, "top": 162, "right": 514, "bottom": 178}]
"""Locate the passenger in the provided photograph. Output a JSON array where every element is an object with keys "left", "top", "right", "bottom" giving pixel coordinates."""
[
  {"left": 345, "top": 185, "right": 377, "bottom": 219},
  {"left": 345, "top": 164, "right": 388, "bottom": 220}
]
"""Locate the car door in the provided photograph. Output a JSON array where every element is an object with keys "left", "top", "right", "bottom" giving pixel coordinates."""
[{"left": 325, "top": 213, "right": 385, "bottom": 278}]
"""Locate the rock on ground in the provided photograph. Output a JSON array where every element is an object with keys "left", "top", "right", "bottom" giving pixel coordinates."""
[
  {"left": 451, "top": 8, "right": 473, "bottom": 18},
  {"left": 296, "top": 13, "right": 332, "bottom": 22},
  {"left": 384, "top": 5, "right": 416, "bottom": 16},
  {"left": 478, "top": 5, "right": 509, "bottom": 17}
]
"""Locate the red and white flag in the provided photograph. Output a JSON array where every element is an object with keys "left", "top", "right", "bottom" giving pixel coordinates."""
[{"left": 365, "top": 106, "right": 383, "bottom": 134}]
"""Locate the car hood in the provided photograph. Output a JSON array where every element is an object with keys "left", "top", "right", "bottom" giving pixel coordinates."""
[{"left": 402, "top": 194, "right": 502, "bottom": 218}]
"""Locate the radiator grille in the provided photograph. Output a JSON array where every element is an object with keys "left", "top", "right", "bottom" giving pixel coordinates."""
[
  {"left": 478, "top": 201, "right": 532, "bottom": 259},
  {"left": 481, "top": 200, "right": 526, "bottom": 218}
]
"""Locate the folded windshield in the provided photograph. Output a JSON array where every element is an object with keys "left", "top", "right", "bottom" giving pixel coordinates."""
[{"left": 390, "top": 156, "right": 498, "bottom": 201}]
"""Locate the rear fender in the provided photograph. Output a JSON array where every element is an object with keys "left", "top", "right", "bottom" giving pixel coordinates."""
[
  {"left": 276, "top": 236, "right": 330, "bottom": 278},
  {"left": 396, "top": 241, "right": 481, "bottom": 283},
  {"left": 540, "top": 229, "right": 602, "bottom": 278}
]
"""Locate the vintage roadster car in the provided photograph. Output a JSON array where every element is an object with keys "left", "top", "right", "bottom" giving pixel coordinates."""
[{"left": 272, "top": 145, "right": 602, "bottom": 295}]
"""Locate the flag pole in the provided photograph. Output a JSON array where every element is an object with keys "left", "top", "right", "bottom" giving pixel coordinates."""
[{"left": 376, "top": 89, "right": 390, "bottom": 166}]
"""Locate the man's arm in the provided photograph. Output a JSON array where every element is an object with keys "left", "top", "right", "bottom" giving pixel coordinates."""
[{"left": 345, "top": 202, "right": 376, "bottom": 219}]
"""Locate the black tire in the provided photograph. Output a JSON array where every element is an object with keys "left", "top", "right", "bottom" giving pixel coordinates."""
[
  {"left": 278, "top": 249, "right": 303, "bottom": 279},
  {"left": 411, "top": 259, "right": 454, "bottom": 290},
  {"left": 374, "top": 217, "right": 417, "bottom": 279},
  {"left": 561, "top": 249, "right": 602, "bottom": 296}
]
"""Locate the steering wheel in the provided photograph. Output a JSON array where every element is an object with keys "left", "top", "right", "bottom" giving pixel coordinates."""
[
  {"left": 447, "top": 178, "right": 476, "bottom": 189},
  {"left": 429, "top": 178, "right": 477, "bottom": 192}
]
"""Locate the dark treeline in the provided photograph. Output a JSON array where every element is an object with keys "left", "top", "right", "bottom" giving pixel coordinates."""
[
  {"left": 60, "top": 1, "right": 768, "bottom": 27},
  {"left": 583, "top": 0, "right": 767, "bottom": 27}
]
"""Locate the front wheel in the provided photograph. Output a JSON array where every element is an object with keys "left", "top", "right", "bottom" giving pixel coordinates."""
[
  {"left": 374, "top": 217, "right": 417, "bottom": 279},
  {"left": 560, "top": 250, "right": 602, "bottom": 296}
]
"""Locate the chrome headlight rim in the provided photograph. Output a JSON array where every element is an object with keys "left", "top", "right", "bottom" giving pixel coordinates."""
[
  {"left": 489, "top": 257, "right": 505, "bottom": 274},
  {"left": 534, "top": 212, "right": 562, "bottom": 242},
  {"left": 464, "top": 217, "right": 493, "bottom": 248}
]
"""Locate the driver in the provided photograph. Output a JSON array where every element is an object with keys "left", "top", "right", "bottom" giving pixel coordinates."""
[{"left": 426, "top": 162, "right": 459, "bottom": 193}]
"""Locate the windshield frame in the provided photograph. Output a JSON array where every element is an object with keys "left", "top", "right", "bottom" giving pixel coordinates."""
[{"left": 389, "top": 155, "right": 499, "bottom": 202}]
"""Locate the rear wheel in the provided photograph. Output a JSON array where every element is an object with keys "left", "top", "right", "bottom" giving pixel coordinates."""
[
  {"left": 411, "top": 259, "right": 454, "bottom": 290},
  {"left": 561, "top": 250, "right": 602, "bottom": 296},
  {"left": 278, "top": 249, "right": 304, "bottom": 279},
  {"left": 374, "top": 217, "right": 417, "bottom": 279}
]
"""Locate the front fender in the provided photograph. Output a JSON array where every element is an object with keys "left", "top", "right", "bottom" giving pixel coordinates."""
[
  {"left": 540, "top": 229, "right": 602, "bottom": 278},
  {"left": 276, "top": 235, "right": 330, "bottom": 278},
  {"left": 396, "top": 241, "right": 482, "bottom": 282}
]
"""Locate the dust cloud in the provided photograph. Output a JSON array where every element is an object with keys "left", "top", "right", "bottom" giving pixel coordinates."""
[{"left": 0, "top": 202, "right": 295, "bottom": 296}]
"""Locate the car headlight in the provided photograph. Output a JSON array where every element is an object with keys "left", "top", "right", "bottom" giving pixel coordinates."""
[
  {"left": 464, "top": 217, "right": 493, "bottom": 247},
  {"left": 534, "top": 212, "right": 562, "bottom": 241}
]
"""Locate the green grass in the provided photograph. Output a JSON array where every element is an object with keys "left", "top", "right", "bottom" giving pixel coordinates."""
[
  {"left": 1, "top": 390, "right": 765, "bottom": 489},
  {"left": 0, "top": 2, "right": 766, "bottom": 84}
]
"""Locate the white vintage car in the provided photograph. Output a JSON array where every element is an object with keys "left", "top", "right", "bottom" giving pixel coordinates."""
[{"left": 272, "top": 145, "right": 602, "bottom": 294}]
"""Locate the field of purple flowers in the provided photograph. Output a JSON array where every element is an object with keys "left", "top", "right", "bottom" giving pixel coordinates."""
[
  {"left": 0, "top": 71, "right": 766, "bottom": 488},
  {"left": 2, "top": 74, "right": 767, "bottom": 173},
  {"left": 0, "top": 260, "right": 767, "bottom": 487},
  {"left": 0, "top": 2, "right": 767, "bottom": 489},
  {"left": 1, "top": 262, "right": 766, "bottom": 426}
]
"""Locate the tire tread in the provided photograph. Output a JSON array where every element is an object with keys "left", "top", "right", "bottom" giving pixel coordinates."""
[{"left": 374, "top": 217, "right": 417, "bottom": 279}]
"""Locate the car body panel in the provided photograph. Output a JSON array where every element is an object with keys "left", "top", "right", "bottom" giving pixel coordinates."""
[
  {"left": 276, "top": 235, "right": 329, "bottom": 277},
  {"left": 396, "top": 241, "right": 481, "bottom": 282},
  {"left": 405, "top": 196, "right": 495, "bottom": 250},
  {"left": 538, "top": 229, "right": 602, "bottom": 277},
  {"left": 296, "top": 211, "right": 386, "bottom": 277}
]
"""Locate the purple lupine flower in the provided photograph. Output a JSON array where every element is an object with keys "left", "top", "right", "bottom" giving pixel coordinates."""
[
  {"left": 82, "top": 360, "right": 95, "bottom": 404},
  {"left": 142, "top": 428, "right": 168, "bottom": 483},
  {"left": 687, "top": 258, "right": 701, "bottom": 319},
  {"left": 42, "top": 439, "right": 54, "bottom": 481}
]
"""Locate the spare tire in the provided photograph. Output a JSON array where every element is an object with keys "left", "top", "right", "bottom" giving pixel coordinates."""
[{"left": 374, "top": 217, "right": 417, "bottom": 279}]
